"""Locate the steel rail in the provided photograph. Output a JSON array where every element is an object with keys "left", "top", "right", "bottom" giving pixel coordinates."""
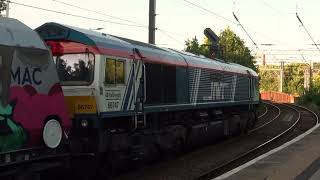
[
  {"left": 195, "top": 103, "right": 318, "bottom": 180},
  {"left": 249, "top": 102, "right": 281, "bottom": 133},
  {"left": 289, "top": 103, "right": 319, "bottom": 124},
  {"left": 257, "top": 104, "right": 268, "bottom": 119}
]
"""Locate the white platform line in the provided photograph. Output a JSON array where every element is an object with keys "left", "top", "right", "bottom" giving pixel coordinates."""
[{"left": 214, "top": 123, "right": 320, "bottom": 180}]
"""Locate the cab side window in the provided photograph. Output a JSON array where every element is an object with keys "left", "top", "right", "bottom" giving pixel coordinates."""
[{"left": 105, "top": 58, "right": 125, "bottom": 84}]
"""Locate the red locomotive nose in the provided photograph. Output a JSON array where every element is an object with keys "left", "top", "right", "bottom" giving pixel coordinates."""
[{"left": 46, "top": 41, "right": 64, "bottom": 56}]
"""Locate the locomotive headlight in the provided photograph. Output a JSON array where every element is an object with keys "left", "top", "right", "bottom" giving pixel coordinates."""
[
  {"left": 81, "top": 119, "right": 89, "bottom": 128},
  {"left": 43, "top": 119, "right": 62, "bottom": 149}
]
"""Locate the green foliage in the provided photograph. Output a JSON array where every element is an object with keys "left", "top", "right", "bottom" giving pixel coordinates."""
[
  {"left": 185, "top": 36, "right": 210, "bottom": 58},
  {"left": 283, "top": 63, "right": 307, "bottom": 95},
  {"left": 184, "top": 27, "right": 257, "bottom": 72},
  {"left": 258, "top": 63, "right": 311, "bottom": 95},
  {"left": 217, "top": 27, "right": 257, "bottom": 71},
  {"left": 0, "top": 0, "right": 6, "bottom": 13},
  {"left": 313, "top": 63, "right": 320, "bottom": 70},
  {"left": 312, "top": 72, "right": 320, "bottom": 91},
  {"left": 298, "top": 87, "right": 320, "bottom": 106},
  {"left": 259, "top": 65, "right": 279, "bottom": 92},
  {"left": 300, "top": 72, "right": 320, "bottom": 106}
]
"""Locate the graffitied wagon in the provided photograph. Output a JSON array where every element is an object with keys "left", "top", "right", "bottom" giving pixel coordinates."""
[{"left": 0, "top": 17, "right": 71, "bottom": 176}]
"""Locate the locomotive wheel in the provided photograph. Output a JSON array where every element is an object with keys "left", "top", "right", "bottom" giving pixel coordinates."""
[
  {"left": 171, "top": 138, "right": 184, "bottom": 156},
  {"left": 43, "top": 119, "right": 62, "bottom": 149},
  {"left": 239, "top": 114, "right": 248, "bottom": 134},
  {"left": 246, "top": 111, "right": 257, "bottom": 130},
  {"left": 14, "top": 172, "right": 40, "bottom": 180},
  {"left": 97, "top": 161, "right": 113, "bottom": 180}
]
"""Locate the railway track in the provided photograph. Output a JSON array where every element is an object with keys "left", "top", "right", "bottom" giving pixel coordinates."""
[
  {"left": 257, "top": 103, "right": 268, "bottom": 118},
  {"left": 196, "top": 103, "right": 319, "bottom": 180},
  {"left": 116, "top": 102, "right": 318, "bottom": 180},
  {"left": 250, "top": 102, "right": 281, "bottom": 133}
]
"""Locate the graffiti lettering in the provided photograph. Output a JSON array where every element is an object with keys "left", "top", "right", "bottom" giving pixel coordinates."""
[
  {"left": 11, "top": 67, "right": 20, "bottom": 83},
  {"left": 0, "top": 103, "right": 27, "bottom": 152},
  {"left": 11, "top": 67, "right": 42, "bottom": 85},
  {"left": 33, "top": 69, "right": 42, "bottom": 85},
  {"left": 203, "top": 82, "right": 230, "bottom": 101}
]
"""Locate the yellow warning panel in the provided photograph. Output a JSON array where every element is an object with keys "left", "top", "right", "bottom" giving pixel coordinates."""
[{"left": 65, "top": 96, "right": 97, "bottom": 118}]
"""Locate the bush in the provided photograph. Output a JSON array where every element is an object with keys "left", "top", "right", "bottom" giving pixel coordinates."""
[{"left": 298, "top": 87, "right": 320, "bottom": 107}]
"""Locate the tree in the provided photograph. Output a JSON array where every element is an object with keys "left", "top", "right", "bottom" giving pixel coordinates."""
[
  {"left": 283, "top": 63, "right": 306, "bottom": 95},
  {"left": 259, "top": 65, "right": 279, "bottom": 92},
  {"left": 185, "top": 36, "right": 210, "bottom": 57},
  {"left": 184, "top": 27, "right": 257, "bottom": 71},
  {"left": 312, "top": 72, "right": 320, "bottom": 92},
  {"left": 217, "top": 27, "right": 256, "bottom": 71},
  {"left": 0, "top": 0, "right": 6, "bottom": 14},
  {"left": 298, "top": 71, "right": 320, "bottom": 106}
]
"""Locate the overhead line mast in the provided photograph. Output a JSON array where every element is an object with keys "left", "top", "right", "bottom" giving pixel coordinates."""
[{"left": 149, "top": 0, "right": 156, "bottom": 44}]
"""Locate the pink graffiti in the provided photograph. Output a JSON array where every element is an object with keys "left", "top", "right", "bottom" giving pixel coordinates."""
[{"left": 9, "top": 84, "right": 71, "bottom": 147}]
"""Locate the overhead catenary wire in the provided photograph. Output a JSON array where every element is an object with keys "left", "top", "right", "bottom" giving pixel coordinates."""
[
  {"left": 296, "top": 12, "right": 320, "bottom": 53},
  {"left": 182, "top": 0, "right": 237, "bottom": 25},
  {"left": 182, "top": 0, "right": 282, "bottom": 44},
  {"left": 41, "top": 0, "right": 189, "bottom": 46},
  {"left": 157, "top": 29, "right": 185, "bottom": 46},
  {"left": 156, "top": 28, "right": 186, "bottom": 38},
  {"left": 9, "top": 1, "right": 148, "bottom": 28},
  {"left": 55, "top": 0, "right": 191, "bottom": 46},
  {"left": 53, "top": 0, "right": 189, "bottom": 41},
  {"left": 52, "top": 0, "right": 145, "bottom": 26},
  {"left": 233, "top": 12, "right": 259, "bottom": 49},
  {"left": 11, "top": 1, "right": 189, "bottom": 49},
  {"left": 299, "top": 50, "right": 309, "bottom": 64},
  {"left": 262, "top": 0, "right": 282, "bottom": 15}
]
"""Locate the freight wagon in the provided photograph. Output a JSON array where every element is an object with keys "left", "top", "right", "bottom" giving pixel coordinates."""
[{"left": 0, "top": 18, "right": 71, "bottom": 177}]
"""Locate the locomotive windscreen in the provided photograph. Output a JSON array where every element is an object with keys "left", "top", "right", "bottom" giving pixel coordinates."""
[{"left": 56, "top": 53, "right": 95, "bottom": 86}]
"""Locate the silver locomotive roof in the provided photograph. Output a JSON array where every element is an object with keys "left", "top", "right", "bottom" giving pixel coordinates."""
[
  {"left": 0, "top": 17, "right": 47, "bottom": 50},
  {"left": 36, "top": 22, "right": 258, "bottom": 77}
]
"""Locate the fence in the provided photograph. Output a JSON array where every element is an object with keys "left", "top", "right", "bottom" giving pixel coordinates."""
[{"left": 260, "top": 91, "right": 296, "bottom": 103}]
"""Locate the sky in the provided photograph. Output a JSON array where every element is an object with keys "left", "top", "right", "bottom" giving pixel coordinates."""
[{"left": 3, "top": 0, "right": 320, "bottom": 64}]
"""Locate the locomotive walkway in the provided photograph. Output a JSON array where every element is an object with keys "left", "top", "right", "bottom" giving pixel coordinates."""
[{"left": 215, "top": 105, "right": 320, "bottom": 180}]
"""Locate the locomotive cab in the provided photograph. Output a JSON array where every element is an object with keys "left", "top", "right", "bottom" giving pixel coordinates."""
[
  {"left": 45, "top": 39, "right": 136, "bottom": 146},
  {"left": 49, "top": 42, "right": 100, "bottom": 134},
  {"left": 36, "top": 23, "right": 141, "bottom": 139}
]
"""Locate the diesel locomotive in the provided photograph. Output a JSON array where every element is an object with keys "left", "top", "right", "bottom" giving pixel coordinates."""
[{"left": 35, "top": 22, "right": 259, "bottom": 174}]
